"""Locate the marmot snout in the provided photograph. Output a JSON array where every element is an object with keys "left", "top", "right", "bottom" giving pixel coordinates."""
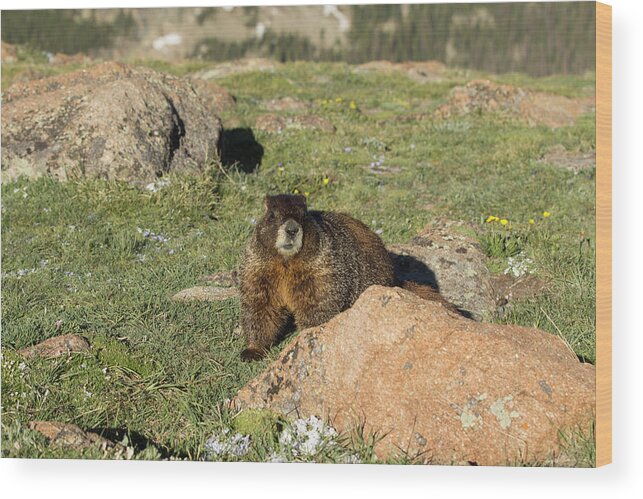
[{"left": 275, "top": 218, "right": 303, "bottom": 257}]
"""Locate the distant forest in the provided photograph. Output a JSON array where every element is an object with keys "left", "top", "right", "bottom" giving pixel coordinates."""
[{"left": 2, "top": 3, "right": 596, "bottom": 76}]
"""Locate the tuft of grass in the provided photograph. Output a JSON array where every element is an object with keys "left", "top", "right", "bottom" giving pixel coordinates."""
[{"left": 480, "top": 231, "right": 525, "bottom": 260}]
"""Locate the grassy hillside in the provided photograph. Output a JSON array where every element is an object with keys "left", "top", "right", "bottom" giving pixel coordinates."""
[
  {"left": 2, "top": 3, "right": 595, "bottom": 75},
  {"left": 1, "top": 59, "right": 596, "bottom": 464}
]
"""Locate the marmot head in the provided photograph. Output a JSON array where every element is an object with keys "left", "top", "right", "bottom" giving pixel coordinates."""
[{"left": 257, "top": 194, "right": 307, "bottom": 258}]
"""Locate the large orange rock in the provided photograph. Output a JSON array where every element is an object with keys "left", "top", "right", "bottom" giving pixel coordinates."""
[
  {"left": 233, "top": 285, "right": 595, "bottom": 465},
  {"left": 2, "top": 62, "right": 222, "bottom": 184}
]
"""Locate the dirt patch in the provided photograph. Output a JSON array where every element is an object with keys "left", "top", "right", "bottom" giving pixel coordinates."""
[
  {"left": 1, "top": 41, "right": 17, "bottom": 63},
  {"left": 354, "top": 60, "right": 448, "bottom": 83},
  {"left": 7, "top": 68, "right": 54, "bottom": 85},
  {"left": 191, "top": 58, "right": 279, "bottom": 80},
  {"left": 435, "top": 79, "right": 594, "bottom": 128},
  {"left": 255, "top": 114, "right": 335, "bottom": 133},
  {"left": 540, "top": 144, "right": 596, "bottom": 173},
  {"left": 48, "top": 52, "right": 92, "bottom": 65},
  {"left": 490, "top": 273, "right": 548, "bottom": 309},
  {"left": 262, "top": 97, "right": 310, "bottom": 112}
]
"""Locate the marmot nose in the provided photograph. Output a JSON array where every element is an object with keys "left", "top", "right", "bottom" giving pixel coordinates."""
[{"left": 286, "top": 226, "right": 299, "bottom": 237}]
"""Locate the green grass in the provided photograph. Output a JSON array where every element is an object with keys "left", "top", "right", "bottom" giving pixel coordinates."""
[{"left": 1, "top": 59, "right": 596, "bottom": 464}]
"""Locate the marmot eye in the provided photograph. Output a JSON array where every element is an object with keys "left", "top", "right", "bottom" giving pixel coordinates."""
[{"left": 267, "top": 211, "right": 276, "bottom": 221}]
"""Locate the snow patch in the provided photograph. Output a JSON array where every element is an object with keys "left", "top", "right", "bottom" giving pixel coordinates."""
[
  {"left": 152, "top": 33, "right": 182, "bottom": 52},
  {"left": 323, "top": 5, "right": 350, "bottom": 32}
]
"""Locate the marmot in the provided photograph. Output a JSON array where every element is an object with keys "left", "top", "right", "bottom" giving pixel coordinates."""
[{"left": 239, "top": 194, "right": 458, "bottom": 361}]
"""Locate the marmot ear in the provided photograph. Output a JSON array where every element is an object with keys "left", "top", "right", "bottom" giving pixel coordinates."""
[{"left": 293, "top": 194, "right": 307, "bottom": 208}]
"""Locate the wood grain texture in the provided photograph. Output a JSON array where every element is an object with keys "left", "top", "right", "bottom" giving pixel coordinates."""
[{"left": 595, "top": 1, "right": 612, "bottom": 467}]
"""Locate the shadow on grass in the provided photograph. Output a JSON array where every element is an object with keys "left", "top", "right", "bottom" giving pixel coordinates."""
[
  {"left": 220, "top": 128, "right": 264, "bottom": 173},
  {"left": 91, "top": 427, "right": 172, "bottom": 459}
]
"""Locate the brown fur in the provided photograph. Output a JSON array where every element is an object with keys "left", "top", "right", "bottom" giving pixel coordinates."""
[{"left": 239, "top": 194, "right": 458, "bottom": 361}]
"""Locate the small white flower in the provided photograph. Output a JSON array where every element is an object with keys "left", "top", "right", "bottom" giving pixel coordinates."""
[
  {"left": 504, "top": 253, "right": 534, "bottom": 278},
  {"left": 204, "top": 429, "right": 251, "bottom": 459},
  {"left": 343, "top": 454, "right": 362, "bottom": 464},
  {"left": 145, "top": 179, "right": 170, "bottom": 192},
  {"left": 138, "top": 228, "right": 169, "bottom": 244},
  {"left": 278, "top": 416, "right": 337, "bottom": 457},
  {"left": 266, "top": 452, "right": 288, "bottom": 463}
]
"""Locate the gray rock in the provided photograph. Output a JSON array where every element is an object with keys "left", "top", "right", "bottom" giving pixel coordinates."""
[
  {"left": 2, "top": 62, "right": 222, "bottom": 184},
  {"left": 389, "top": 219, "right": 495, "bottom": 320},
  {"left": 19, "top": 334, "right": 90, "bottom": 359}
]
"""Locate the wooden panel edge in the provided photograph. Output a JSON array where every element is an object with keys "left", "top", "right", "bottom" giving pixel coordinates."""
[{"left": 595, "top": 0, "right": 612, "bottom": 468}]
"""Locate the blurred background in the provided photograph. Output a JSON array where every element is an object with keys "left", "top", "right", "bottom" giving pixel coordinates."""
[{"left": 1, "top": 2, "right": 596, "bottom": 77}]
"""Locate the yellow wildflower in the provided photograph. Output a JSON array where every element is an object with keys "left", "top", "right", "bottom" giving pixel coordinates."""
[
  {"left": 293, "top": 188, "right": 300, "bottom": 194},
  {"left": 529, "top": 219, "right": 535, "bottom": 225},
  {"left": 500, "top": 219, "right": 508, "bottom": 226},
  {"left": 543, "top": 211, "right": 551, "bottom": 218},
  {"left": 322, "top": 177, "right": 330, "bottom": 186},
  {"left": 335, "top": 97, "right": 343, "bottom": 103},
  {"left": 278, "top": 167, "right": 284, "bottom": 173},
  {"left": 304, "top": 191, "right": 310, "bottom": 197},
  {"left": 349, "top": 100, "right": 357, "bottom": 110},
  {"left": 485, "top": 215, "right": 498, "bottom": 223}
]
